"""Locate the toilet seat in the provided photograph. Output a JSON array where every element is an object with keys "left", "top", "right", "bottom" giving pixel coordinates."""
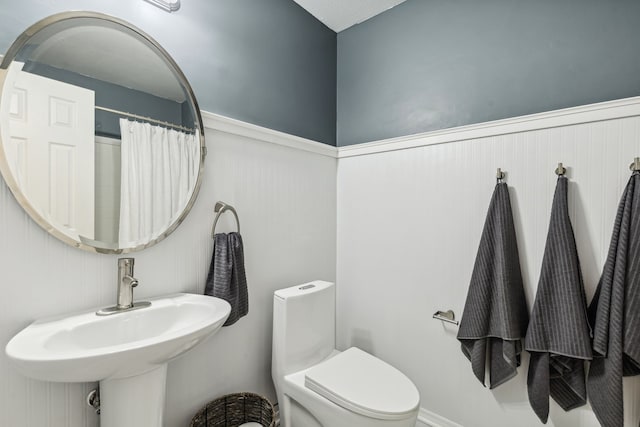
[{"left": 304, "top": 347, "right": 420, "bottom": 421}]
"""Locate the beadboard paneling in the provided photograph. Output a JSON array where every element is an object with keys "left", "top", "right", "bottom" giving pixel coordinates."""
[
  {"left": 336, "top": 116, "right": 640, "bottom": 426},
  {"left": 0, "top": 122, "right": 336, "bottom": 427}
]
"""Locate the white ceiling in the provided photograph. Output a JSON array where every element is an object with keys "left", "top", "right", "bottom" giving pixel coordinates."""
[{"left": 292, "top": 0, "right": 408, "bottom": 32}]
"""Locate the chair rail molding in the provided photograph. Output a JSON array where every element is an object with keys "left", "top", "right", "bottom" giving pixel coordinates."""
[
  {"left": 201, "top": 111, "right": 338, "bottom": 158},
  {"left": 337, "top": 96, "right": 640, "bottom": 158}
]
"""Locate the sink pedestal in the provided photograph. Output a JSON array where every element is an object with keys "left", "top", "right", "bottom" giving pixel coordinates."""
[
  {"left": 6, "top": 293, "right": 231, "bottom": 426},
  {"left": 100, "top": 365, "right": 167, "bottom": 427}
]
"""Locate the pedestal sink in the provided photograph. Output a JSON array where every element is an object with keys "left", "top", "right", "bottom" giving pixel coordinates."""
[{"left": 5, "top": 293, "right": 231, "bottom": 427}]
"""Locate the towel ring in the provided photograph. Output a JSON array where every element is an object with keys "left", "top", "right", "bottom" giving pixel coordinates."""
[{"left": 211, "top": 201, "right": 240, "bottom": 237}]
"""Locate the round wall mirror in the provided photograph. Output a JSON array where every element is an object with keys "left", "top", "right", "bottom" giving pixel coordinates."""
[{"left": 0, "top": 12, "right": 205, "bottom": 253}]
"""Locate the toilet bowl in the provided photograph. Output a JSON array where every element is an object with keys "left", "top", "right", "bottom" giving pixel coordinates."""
[{"left": 272, "top": 281, "right": 420, "bottom": 427}]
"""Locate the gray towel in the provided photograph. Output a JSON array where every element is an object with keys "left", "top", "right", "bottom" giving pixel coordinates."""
[
  {"left": 587, "top": 173, "right": 640, "bottom": 427},
  {"left": 457, "top": 182, "right": 529, "bottom": 388},
  {"left": 204, "top": 232, "right": 248, "bottom": 326},
  {"left": 524, "top": 177, "right": 592, "bottom": 423}
]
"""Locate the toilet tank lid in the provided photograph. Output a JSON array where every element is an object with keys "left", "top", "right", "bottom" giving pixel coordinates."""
[
  {"left": 304, "top": 347, "right": 420, "bottom": 421},
  {"left": 274, "top": 281, "right": 334, "bottom": 300}
]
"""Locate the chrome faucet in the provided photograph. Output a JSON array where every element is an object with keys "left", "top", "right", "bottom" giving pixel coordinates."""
[
  {"left": 117, "top": 258, "right": 138, "bottom": 309},
  {"left": 96, "top": 258, "right": 150, "bottom": 316}
]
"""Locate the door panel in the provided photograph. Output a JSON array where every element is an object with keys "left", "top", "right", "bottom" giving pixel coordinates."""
[{"left": 3, "top": 62, "right": 95, "bottom": 240}]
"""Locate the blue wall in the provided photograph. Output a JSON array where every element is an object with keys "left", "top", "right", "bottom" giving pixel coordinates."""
[
  {"left": 0, "top": 0, "right": 337, "bottom": 145},
  {"left": 337, "top": 0, "right": 640, "bottom": 146},
  {"left": 4, "top": 1, "right": 640, "bottom": 147}
]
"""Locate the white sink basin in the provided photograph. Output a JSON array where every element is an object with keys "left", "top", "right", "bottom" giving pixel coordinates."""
[
  {"left": 6, "top": 293, "right": 230, "bottom": 381},
  {"left": 5, "top": 293, "right": 231, "bottom": 427}
]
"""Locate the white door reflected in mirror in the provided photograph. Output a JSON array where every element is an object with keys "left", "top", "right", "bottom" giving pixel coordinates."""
[{"left": 2, "top": 61, "right": 95, "bottom": 241}]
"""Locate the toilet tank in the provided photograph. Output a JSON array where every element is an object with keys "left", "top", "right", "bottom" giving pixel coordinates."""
[{"left": 272, "top": 281, "right": 335, "bottom": 379}]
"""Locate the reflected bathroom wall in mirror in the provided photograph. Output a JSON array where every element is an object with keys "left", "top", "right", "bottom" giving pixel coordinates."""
[{"left": 0, "top": 11, "right": 205, "bottom": 253}]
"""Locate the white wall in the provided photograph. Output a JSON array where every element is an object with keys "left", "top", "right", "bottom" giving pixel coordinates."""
[
  {"left": 0, "top": 114, "right": 337, "bottom": 427},
  {"left": 336, "top": 99, "right": 640, "bottom": 427}
]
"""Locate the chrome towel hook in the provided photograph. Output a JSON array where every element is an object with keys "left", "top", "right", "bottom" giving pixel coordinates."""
[
  {"left": 211, "top": 201, "right": 240, "bottom": 237},
  {"left": 555, "top": 162, "right": 567, "bottom": 176}
]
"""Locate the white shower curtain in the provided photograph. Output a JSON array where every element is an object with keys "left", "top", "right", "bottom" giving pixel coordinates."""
[{"left": 118, "top": 118, "right": 199, "bottom": 247}]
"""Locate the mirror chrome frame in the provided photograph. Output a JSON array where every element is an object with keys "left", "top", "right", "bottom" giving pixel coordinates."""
[{"left": 0, "top": 11, "right": 206, "bottom": 254}]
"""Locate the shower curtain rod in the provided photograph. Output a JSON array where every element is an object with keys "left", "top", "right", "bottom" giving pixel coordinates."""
[{"left": 95, "top": 105, "right": 195, "bottom": 133}]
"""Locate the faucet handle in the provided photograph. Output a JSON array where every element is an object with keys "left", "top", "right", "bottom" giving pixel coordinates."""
[
  {"left": 118, "top": 258, "right": 135, "bottom": 278},
  {"left": 118, "top": 257, "right": 134, "bottom": 268}
]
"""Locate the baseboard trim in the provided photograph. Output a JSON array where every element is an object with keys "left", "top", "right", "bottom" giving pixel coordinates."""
[
  {"left": 417, "top": 407, "right": 463, "bottom": 427},
  {"left": 337, "top": 96, "right": 640, "bottom": 158}
]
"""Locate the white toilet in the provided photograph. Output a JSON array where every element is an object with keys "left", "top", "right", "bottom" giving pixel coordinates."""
[{"left": 272, "top": 281, "right": 420, "bottom": 427}]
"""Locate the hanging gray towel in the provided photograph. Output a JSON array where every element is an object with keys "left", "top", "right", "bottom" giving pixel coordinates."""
[
  {"left": 205, "top": 232, "right": 248, "bottom": 326},
  {"left": 524, "top": 176, "right": 592, "bottom": 423},
  {"left": 457, "top": 182, "right": 529, "bottom": 388},
  {"left": 587, "top": 173, "right": 640, "bottom": 427}
]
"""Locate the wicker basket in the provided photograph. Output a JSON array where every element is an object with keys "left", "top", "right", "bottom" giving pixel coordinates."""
[{"left": 190, "top": 392, "right": 276, "bottom": 427}]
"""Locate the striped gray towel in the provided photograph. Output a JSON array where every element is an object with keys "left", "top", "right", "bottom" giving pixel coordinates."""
[
  {"left": 588, "top": 173, "right": 640, "bottom": 427},
  {"left": 457, "top": 182, "right": 529, "bottom": 388},
  {"left": 524, "top": 177, "right": 592, "bottom": 423},
  {"left": 205, "top": 232, "right": 248, "bottom": 326}
]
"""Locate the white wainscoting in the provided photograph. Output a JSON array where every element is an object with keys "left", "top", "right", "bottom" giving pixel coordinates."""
[
  {"left": 336, "top": 97, "right": 640, "bottom": 427},
  {"left": 4, "top": 94, "right": 640, "bottom": 427},
  {"left": 0, "top": 113, "right": 336, "bottom": 427}
]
